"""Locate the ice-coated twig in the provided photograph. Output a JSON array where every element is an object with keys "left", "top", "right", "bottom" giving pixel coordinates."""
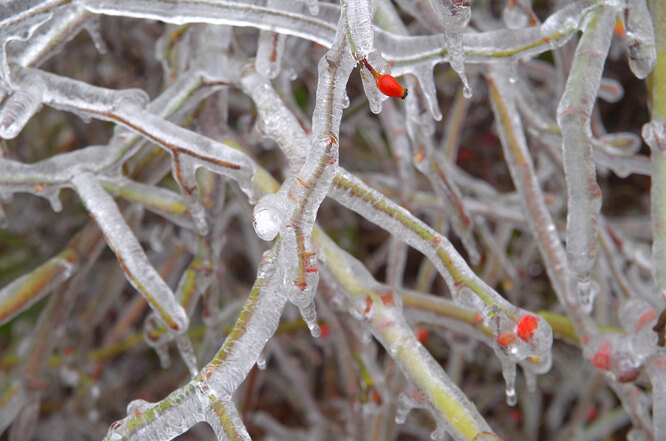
[
  {"left": 78, "top": 0, "right": 608, "bottom": 80},
  {"left": 642, "top": 1, "right": 666, "bottom": 304},
  {"left": 240, "top": 65, "right": 309, "bottom": 171},
  {"left": 100, "top": 177, "right": 194, "bottom": 230},
  {"left": 240, "top": 44, "right": 550, "bottom": 364},
  {"left": 104, "top": 243, "right": 286, "bottom": 440},
  {"left": 410, "top": 118, "right": 480, "bottom": 266},
  {"left": 251, "top": 5, "right": 356, "bottom": 336},
  {"left": 330, "top": 169, "right": 552, "bottom": 364},
  {"left": 27, "top": 67, "right": 254, "bottom": 192},
  {"left": 487, "top": 63, "right": 596, "bottom": 342},
  {"left": 557, "top": 5, "right": 616, "bottom": 312},
  {"left": 0, "top": 222, "right": 103, "bottom": 325},
  {"left": 316, "top": 230, "right": 498, "bottom": 441},
  {"left": 72, "top": 172, "right": 189, "bottom": 332}
]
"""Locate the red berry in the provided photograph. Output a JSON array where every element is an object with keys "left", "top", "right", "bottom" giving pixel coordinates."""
[
  {"left": 414, "top": 327, "right": 429, "bottom": 343},
  {"left": 591, "top": 341, "right": 612, "bottom": 370},
  {"left": 376, "top": 74, "right": 408, "bottom": 99},
  {"left": 517, "top": 315, "right": 538, "bottom": 341}
]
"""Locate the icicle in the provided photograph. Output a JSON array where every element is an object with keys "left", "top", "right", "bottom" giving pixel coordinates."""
[
  {"left": 256, "top": 352, "right": 267, "bottom": 370},
  {"left": 624, "top": 0, "right": 656, "bottom": 79},
  {"left": 359, "top": 52, "right": 390, "bottom": 114},
  {"left": 41, "top": 187, "right": 63, "bottom": 212},
  {"left": 170, "top": 153, "right": 208, "bottom": 235},
  {"left": 395, "top": 385, "right": 427, "bottom": 424},
  {"left": 306, "top": 0, "right": 319, "bottom": 15},
  {"left": 82, "top": 15, "right": 108, "bottom": 54},
  {"left": 144, "top": 313, "right": 174, "bottom": 369},
  {"left": 429, "top": 0, "right": 472, "bottom": 97},
  {"left": 176, "top": 334, "right": 199, "bottom": 377},
  {"left": 412, "top": 63, "right": 442, "bottom": 121}
]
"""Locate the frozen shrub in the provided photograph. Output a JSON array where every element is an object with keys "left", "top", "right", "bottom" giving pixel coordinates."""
[{"left": 0, "top": 0, "right": 664, "bottom": 440}]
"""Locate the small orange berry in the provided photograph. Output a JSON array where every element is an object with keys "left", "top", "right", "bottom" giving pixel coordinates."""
[
  {"left": 497, "top": 332, "right": 517, "bottom": 347},
  {"left": 376, "top": 74, "right": 408, "bottom": 99}
]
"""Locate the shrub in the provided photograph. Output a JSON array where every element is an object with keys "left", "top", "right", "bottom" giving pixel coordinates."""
[{"left": 0, "top": 0, "right": 663, "bottom": 440}]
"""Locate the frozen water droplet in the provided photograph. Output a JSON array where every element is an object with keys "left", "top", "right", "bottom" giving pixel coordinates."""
[
  {"left": 256, "top": 353, "right": 267, "bottom": 370},
  {"left": 126, "top": 399, "right": 152, "bottom": 416},
  {"left": 105, "top": 421, "right": 128, "bottom": 441},
  {"left": 253, "top": 194, "right": 288, "bottom": 241},
  {"left": 342, "top": 93, "right": 350, "bottom": 109},
  {"left": 505, "top": 387, "right": 517, "bottom": 406}
]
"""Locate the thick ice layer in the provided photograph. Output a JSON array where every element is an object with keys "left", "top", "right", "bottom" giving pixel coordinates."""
[
  {"left": 331, "top": 169, "right": 553, "bottom": 366},
  {"left": 0, "top": 81, "right": 44, "bottom": 139},
  {"left": 256, "top": 28, "right": 286, "bottom": 79},
  {"left": 344, "top": 0, "right": 375, "bottom": 60},
  {"left": 318, "top": 232, "right": 498, "bottom": 440},
  {"left": 557, "top": 5, "right": 615, "bottom": 311},
  {"left": 72, "top": 172, "right": 188, "bottom": 332},
  {"left": 0, "top": 8, "right": 53, "bottom": 88}
]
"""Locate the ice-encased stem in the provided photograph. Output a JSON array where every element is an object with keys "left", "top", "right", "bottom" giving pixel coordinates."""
[
  {"left": 557, "top": 5, "right": 616, "bottom": 311},
  {"left": 72, "top": 172, "right": 188, "bottom": 332},
  {"left": 316, "top": 230, "right": 497, "bottom": 441},
  {"left": 104, "top": 243, "right": 286, "bottom": 440},
  {"left": 488, "top": 64, "right": 596, "bottom": 341},
  {"left": 80, "top": 0, "right": 604, "bottom": 76},
  {"left": 645, "top": 0, "right": 666, "bottom": 303},
  {"left": 0, "top": 222, "right": 103, "bottom": 325}
]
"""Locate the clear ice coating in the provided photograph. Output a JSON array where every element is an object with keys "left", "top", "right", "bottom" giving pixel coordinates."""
[
  {"left": 1, "top": 0, "right": 663, "bottom": 439},
  {"left": 0, "top": 77, "right": 44, "bottom": 139},
  {"left": 624, "top": 0, "right": 656, "bottom": 79},
  {"left": 429, "top": 0, "right": 472, "bottom": 97},
  {"left": 72, "top": 173, "right": 189, "bottom": 332},
  {"left": 344, "top": 0, "right": 375, "bottom": 60},
  {"left": 252, "top": 193, "right": 290, "bottom": 241},
  {"left": 557, "top": 5, "right": 615, "bottom": 312}
]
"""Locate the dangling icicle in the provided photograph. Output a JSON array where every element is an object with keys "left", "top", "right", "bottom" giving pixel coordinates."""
[
  {"left": 429, "top": 0, "right": 472, "bottom": 97},
  {"left": 624, "top": 0, "right": 656, "bottom": 79}
]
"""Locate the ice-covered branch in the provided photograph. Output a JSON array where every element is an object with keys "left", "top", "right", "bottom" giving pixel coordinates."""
[
  {"left": 316, "top": 230, "right": 498, "bottom": 441},
  {"left": 73, "top": 172, "right": 189, "bottom": 332},
  {"left": 557, "top": 5, "right": 616, "bottom": 311}
]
